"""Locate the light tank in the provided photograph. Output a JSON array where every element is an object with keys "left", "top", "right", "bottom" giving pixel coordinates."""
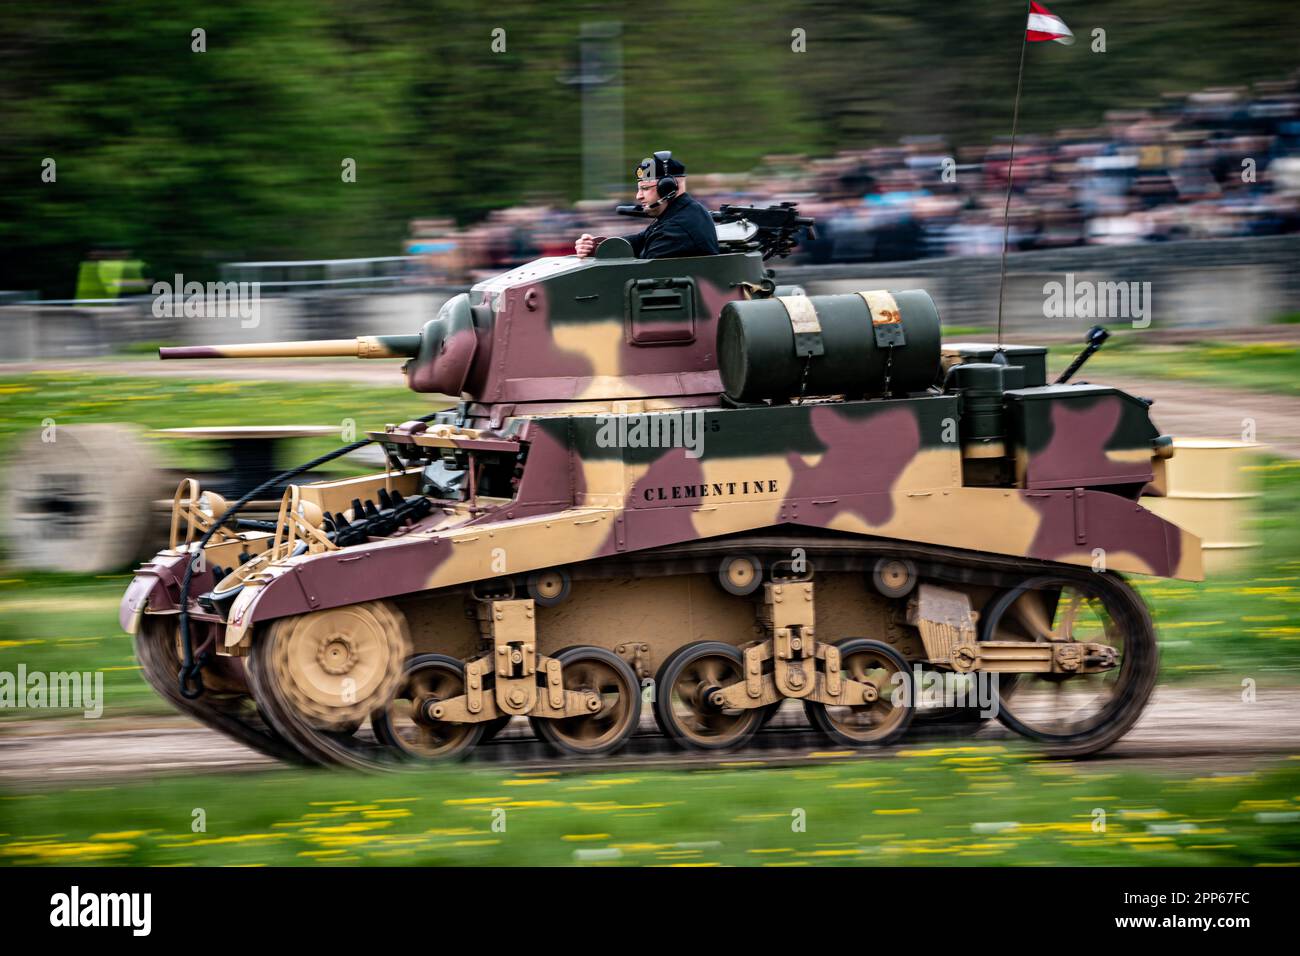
[{"left": 120, "top": 205, "right": 1201, "bottom": 768}]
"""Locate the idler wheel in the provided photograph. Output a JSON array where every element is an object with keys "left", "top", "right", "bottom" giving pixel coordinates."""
[
  {"left": 803, "top": 638, "right": 914, "bottom": 747},
  {"left": 372, "top": 654, "right": 485, "bottom": 761},
  {"left": 653, "top": 641, "right": 764, "bottom": 751},
  {"left": 530, "top": 646, "right": 641, "bottom": 757},
  {"left": 977, "top": 574, "right": 1155, "bottom": 756}
]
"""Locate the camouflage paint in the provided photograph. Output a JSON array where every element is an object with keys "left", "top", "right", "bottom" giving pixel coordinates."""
[
  {"left": 458, "top": 251, "right": 762, "bottom": 403},
  {"left": 131, "top": 248, "right": 1204, "bottom": 651},
  {"left": 1007, "top": 385, "right": 1159, "bottom": 490},
  {"left": 209, "top": 393, "right": 1198, "bottom": 646}
]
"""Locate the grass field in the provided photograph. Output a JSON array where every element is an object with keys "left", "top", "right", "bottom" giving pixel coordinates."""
[{"left": 2, "top": 743, "right": 1299, "bottom": 867}]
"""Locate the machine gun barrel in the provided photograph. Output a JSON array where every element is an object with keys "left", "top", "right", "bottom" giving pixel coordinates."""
[{"left": 159, "top": 335, "right": 422, "bottom": 361}]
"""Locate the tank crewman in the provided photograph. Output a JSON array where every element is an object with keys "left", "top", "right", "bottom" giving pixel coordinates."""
[{"left": 575, "top": 151, "right": 721, "bottom": 260}]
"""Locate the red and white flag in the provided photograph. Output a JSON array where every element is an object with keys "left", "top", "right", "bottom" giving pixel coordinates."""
[{"left": 1026, "top": 1, "right": 1074, "bottom": 45}]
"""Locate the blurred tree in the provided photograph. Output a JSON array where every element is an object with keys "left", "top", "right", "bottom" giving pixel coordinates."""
[{"left": 0, "top": 0, "right": 1296, "bottom": 296}]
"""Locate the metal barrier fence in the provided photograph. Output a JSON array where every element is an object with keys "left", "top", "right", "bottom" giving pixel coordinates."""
[
  {"left": 3, "top": 236, "right": 1299, "bottom": 361},
  {"left": 219, "top": 256, "right": 433, "bottom": 291}
]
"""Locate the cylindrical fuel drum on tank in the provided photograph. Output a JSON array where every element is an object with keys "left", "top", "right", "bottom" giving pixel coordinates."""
[{"left": 716, "top": 289, "right": 942, "bottom": 403}]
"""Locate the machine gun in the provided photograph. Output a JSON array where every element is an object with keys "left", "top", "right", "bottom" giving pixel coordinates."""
[
  {"left": 712, "top": 202, "right": 816, "bottom": 260},
  {"left": 614, "top": 200, "right": 817, "bottom": 260}
]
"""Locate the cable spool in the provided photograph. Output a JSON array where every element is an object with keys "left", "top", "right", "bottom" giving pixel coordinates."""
[{"left": 3, "top": 424, "right": 160, "bottom": 572}]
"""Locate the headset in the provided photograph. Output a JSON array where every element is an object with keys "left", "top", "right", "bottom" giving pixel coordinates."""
[{"left": 641, "top": 150, "right": 679, "bottom": 210}]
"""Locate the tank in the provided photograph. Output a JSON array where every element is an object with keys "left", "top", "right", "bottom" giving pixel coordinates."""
[{"left": 121, "top": 205, "right": 1202, "bottom": 768}]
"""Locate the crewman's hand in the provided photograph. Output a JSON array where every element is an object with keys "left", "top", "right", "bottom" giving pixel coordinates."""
[{"left": 575, "top": 234, "right": 597, "bottom": 257}]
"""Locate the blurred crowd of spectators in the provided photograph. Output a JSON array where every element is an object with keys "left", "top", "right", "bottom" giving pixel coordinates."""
[{"left": 408, "top": 77, "right": 1300, "bottom": 283}]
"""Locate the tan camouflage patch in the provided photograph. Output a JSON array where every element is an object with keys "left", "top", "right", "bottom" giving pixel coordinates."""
[
  {"left": 684, "top": 456, "right": 795, "bottom": 538},
  {"left": 551, "top": 320, "right": 626, "bottom": 394},
  {"left": 577, "top": 457, "right": 631, "bottom": 508},
  {"left": 418, "top": 508, "right": 615, "bottom": 591}
]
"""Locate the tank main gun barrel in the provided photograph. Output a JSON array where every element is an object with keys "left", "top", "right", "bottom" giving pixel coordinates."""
[{"left": 159, "top": 335, "right": 422, "bottom": 361}]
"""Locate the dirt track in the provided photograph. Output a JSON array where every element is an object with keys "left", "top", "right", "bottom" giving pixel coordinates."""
[{"left": 2, "top": 685, "right": 1296, "bottom": 786}]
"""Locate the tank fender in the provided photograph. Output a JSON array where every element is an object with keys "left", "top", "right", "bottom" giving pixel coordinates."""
[
  {"left": 119, "top": 552, "right": 193, "bottom": 634},
  {"left": 223, "top": 510, "right": 620, "bottom": 646},
  {"left": 224, "top": 564, "right": 304, "bottom": 647}
]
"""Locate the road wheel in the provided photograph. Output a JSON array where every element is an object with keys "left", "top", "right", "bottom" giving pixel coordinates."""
[
  {"left": 654, "top": 641, "right": 764, "bottom": 751},
  {"left": 804, "top": 638, "right": 914, "bottom": 747},
  {"left": 530, "top": 646, "right": 641, "bottom": 757},
  {"left": 373, "top": 654, "right": 485, "bottom": 761}
]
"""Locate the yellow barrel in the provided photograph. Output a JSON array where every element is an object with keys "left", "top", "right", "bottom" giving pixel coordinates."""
[{"left": 1145, "top": 439, "right": 1262, "bottom": 576}]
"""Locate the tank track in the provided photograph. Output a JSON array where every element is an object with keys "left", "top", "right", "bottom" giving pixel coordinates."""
[
  {"left": 139, "top": 534, "right": 1157, "bottom": 771},
  {"left": 134, "top": 617, "right": 308, "bottom": 765}
]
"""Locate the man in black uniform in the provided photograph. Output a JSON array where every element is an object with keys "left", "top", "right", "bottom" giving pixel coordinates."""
[{"left": 575, "top": 151, "right": 721, "bottom": 259}]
